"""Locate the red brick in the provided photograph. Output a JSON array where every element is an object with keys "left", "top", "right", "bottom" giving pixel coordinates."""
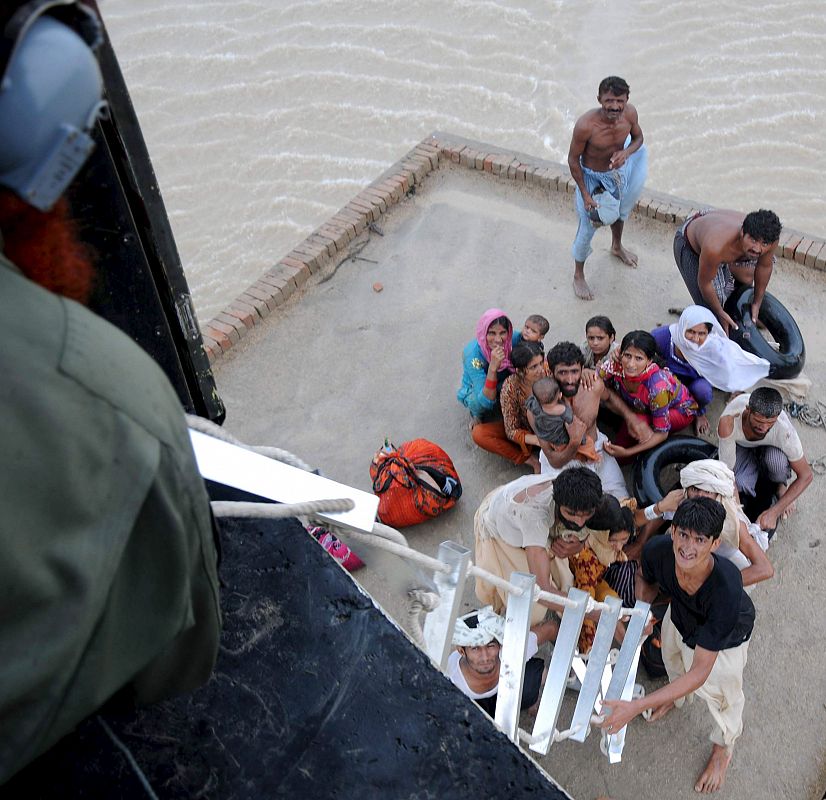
[
  {"left": 231, "top": 299, "right": 261, "bottom": 321},
  {"left": 316, "top": 226, "right": 349, "bottom": 249},
  {"left": 255, "top": 271, "right": 289, "bottom": 295},
  {"left": 202, "top": 326, "right": 232, "bottom": 352},
  {"left": 413, "top": 148, "right": 439, "bottom": 170},
  {"left": 274, "top": 262, "right": 310, "bottom": 291},
  {"left": 385, "top": 174, "right": 407, "bottom": 196},
  {"left": 415, "top": 141, "right": 439, "bottom": 155},
  {"left": 245, "top": 284, "right": 280, "bottom": 311},
  {"left": 303, "top": 235, "right": 335, "bottom": 258},
  {"left": 474, "top": 153, "right": 486, "bottom": 170},
  {"left": 803, "top": 241, "right": 823, "bottom": 267},
  {"left": 515, "top": 164, "right": 527, "bottom": 181},
  {"left": 337, "top": 211, "right": 368, "bottom": 234},
  {"left": 225, "top": 304, "right": 256, "bottom": 328},
  {"left": 780, "top": 234, "right": 802, "bottom": 259},
  {"left": 482, "top": 155, "right": 494, "bottom": 172},
  {"left": 380, "top": 180, "right": 405, "bottom": 203},
  {"left": 200, "top": 333, "right": 222, "bottom": 359},
  {"left": 794, "top": 238, "right": 814, "bottom": 265},
  {"left": 363, "top": 188, "right": 390, "bottom": 210},
  {"left": 209, "top": 318, "right": 240, "bottom": 345},
  {"left": 293, "top": 238, "right": 327, "bottom": 257},
  {"left": 328, "top": 216, "right": 359, "bottom": 240},
  {"left": 237, "top": 291, "right": 271, "bottom": 318},
  {"left": 348, "top": 199, "right": 377, "bottom": 221},
  {"left": 378, "top": 179, "right": 404, "bottom": 202},
  {"left": 490, "top": 155, "right": 510, "bottom": 175},
  {"left": 397, "top": 158, "right": 427, "bottom": 182},
  {"left": 655, "top": 204, "right": 673, "bottom": 223},
  {"left": 308, "top": 229, "right": 342, "bottom": 261},
  {"left": 217, "top": 311, "right": 249, "bottom": 336}
]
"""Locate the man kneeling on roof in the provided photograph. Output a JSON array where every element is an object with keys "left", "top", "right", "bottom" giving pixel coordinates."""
[
  {"left": 448, "top": 607, "right": 558, "bottom": 717},
  {"left": 599, "top": 498, "right": 755, "bottom": 794}
]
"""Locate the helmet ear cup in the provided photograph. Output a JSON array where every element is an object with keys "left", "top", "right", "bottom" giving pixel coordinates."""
[{"left": 0, "top": 13, "right": 104, "bottom": 210}]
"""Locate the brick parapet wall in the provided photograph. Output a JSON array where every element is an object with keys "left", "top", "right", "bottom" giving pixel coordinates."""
[{"left": 201, "top": 131, "right": 826, "bottom": 363}]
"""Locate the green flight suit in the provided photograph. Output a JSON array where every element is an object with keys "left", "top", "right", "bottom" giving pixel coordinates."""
[{"left": 0, "top": 255, "right": 221, "bottom": 782}]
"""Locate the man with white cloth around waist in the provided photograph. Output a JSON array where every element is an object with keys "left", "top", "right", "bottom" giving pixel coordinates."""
[{"left": 567, "top": 75, "right": 648, "bottom": 300}]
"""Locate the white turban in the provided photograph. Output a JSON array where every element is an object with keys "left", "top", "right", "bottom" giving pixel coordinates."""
[
  {"left": 679, "top": 459, "right": 741, "bottom": 550},
  {"left": 679, "top": 459, "right": 736, "bottom": 498},
  {"left": 452, "top": 606, "right": 505, "bottom": 647}
]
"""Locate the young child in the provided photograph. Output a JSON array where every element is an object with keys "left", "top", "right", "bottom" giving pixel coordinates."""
[
  {"left": 581, "top": 314, "right": 620, "bottom": 368},
  {"left": 516, "top": 314, "right": 550, "bottom": 351},
  {"left": 525, "top": 377, "right": 599, "bottom": 462},
  {"left": 570, "top": 497, "right": 637, "bottom": 653}
]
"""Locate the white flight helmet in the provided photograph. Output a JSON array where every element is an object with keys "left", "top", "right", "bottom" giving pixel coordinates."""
[{"left": 0, "top": 1, "right": 105, "bottom": 211}]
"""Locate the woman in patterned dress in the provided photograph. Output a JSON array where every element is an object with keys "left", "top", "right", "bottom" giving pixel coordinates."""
[{"left": 599, "top": 330, "right": 700, "bottom": 462}]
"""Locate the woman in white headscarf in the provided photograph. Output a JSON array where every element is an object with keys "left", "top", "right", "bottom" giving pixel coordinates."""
[{"left": 651, "top": 305, "right": 770, "bottom": 433}]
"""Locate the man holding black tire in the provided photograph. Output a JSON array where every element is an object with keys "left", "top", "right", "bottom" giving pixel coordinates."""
[{"left": 673, "top": 208, "right": 782, "bottom": 335}]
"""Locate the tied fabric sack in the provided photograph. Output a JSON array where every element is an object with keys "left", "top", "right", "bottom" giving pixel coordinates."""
[{"left": 369, "top": 439, "right": 462, "bottom": 527}]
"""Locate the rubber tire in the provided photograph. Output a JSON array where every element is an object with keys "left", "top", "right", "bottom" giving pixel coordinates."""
[
  {"left": 632, "top": 436, "right": 718, "bottom": 507},
  {"left": 724, "top": 285, "right": 805, "bottom": 380}
]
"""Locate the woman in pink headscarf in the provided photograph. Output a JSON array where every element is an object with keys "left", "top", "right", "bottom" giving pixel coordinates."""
[{"left": 457, "top": 309, "right": 532, "bottom": 466}]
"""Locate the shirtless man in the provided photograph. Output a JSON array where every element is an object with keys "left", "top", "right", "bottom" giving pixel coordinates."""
[
  {"left": 568, "top": 76, "right": 648, "bottom": 300},
  {"left": 673, "top": 208, "right": 782, "bottom": 334},
  {"left": 529, "top": 341, "right": 630, "bottom": 499}
]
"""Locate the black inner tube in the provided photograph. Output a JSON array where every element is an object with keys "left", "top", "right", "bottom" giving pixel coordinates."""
[
  {"left": 724, "top": 285, "right": 805, "bottom": 380},
  {"left": 632, "top": 436, "right": 718, "bottom": 506}
]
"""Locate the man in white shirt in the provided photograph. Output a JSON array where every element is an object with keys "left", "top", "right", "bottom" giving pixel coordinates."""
[
  {"left": 448, "top": 607, "right": 558, "bottom": 717},
  {"left": 717, "top": 388, "right": 812, "bottom": 534}
]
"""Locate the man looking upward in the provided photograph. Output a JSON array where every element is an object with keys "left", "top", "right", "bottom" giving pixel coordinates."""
[
  {"left": 600, "top": 498, "right": 755, "bottom": 794},
  {"left": 567, "top": 76, "right": 648, "bottom": 300},
  {"left": 673, "top": 208, "right": 782, "bottom": 334}
]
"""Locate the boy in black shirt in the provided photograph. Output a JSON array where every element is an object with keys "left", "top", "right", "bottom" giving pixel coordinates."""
[{"left": 599, "top": 498, "right": 755, "bottom": 794}]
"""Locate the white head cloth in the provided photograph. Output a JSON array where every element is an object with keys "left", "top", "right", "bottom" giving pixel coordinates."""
[
  {"left": 670, "top": 305, "right": 770, "bottom": 392},
  {"left": 679, "top": 459, "right": 742, "bottom": 549},
  {"left": 679, "top": 458, "right": 736, "bottom": 497},
  {"left": 452, "top": 606, "right": 505, "bottom": 647}
]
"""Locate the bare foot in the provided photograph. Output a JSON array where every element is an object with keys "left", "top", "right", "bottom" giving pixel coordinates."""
[
  {"left": 694, "top": 744, "right": 732, "bottom": 793},
  {"left": 573, "top": 275, "right": 594, "bottom": 300},
  {"left": 646, "top": 700, "right": 675, "bottom": 722},
  {"left": 611, "top": 243, "right": 638, "bottom": 267},
  {"left": 695, "top": 414, "right": 710, "bottom": 436},
  {"left": 525, "top": 453, "right": 542, "bottom": 474}
]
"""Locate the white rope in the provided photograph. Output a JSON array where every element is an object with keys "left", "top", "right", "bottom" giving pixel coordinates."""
[
  {"left": 97, "top": 717, "right": 159, "bottom": 800},
  {"left": 333, "top": 528, "right": 452, "bottom": 574},
  {"left": 407, "top": 589, "right": 441, "bottom": 647},
  {"left": 517, "top": 715, "right": 603, "bottom": 745},
  {"left": 358, "top": 521, "right": 408, "bottom": 546},
  {"left": 210, "top": 498, "right": 355, "bottom": 519}
]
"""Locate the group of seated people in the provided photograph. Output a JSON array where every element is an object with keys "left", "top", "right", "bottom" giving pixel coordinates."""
[{"left": 453, "top": 304, "right": 813, "bottom": 793}]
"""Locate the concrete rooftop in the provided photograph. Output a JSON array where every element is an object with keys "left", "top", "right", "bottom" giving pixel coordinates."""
[{"left": 208, "top": 141, "right": 826, "bottom": 800}]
